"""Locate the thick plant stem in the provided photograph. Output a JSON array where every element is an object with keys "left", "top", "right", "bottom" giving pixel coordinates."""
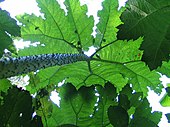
[{"left": 0, "top": 53, "right": 90, "bottom": 79}]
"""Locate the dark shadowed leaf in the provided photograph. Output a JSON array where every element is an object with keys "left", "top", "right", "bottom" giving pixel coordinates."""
[
  {"left": 0, "top": 87, "right": 33, "bottom": 126},
  {"left": 0, "top": 9, "right": 20, "bottom": 57},
  {"left": 118, "top": 0, "right": 170, "bottom": 69},
  {"left": 92, "top": 82, "right": 117, "bottom": 126},
  {"left": 57, "top": 124, "right": 78, "bottom": 127},
  {"left": 118, "top": 94, "right": 130, "bottom": 110},
  {"left": 165, "top": 113, "right": 170, "bottom": 123},
  {"left": 166, "top": 87, "right": 170, "bottom": 96},
  {"left": 108, "top": 106, "right": 129, "bottom": 127},
  {"left": 31, "top": 115, "right": 43, "bottom": 127}
]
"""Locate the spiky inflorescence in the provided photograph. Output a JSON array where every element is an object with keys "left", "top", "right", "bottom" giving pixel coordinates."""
[{"left": 0, "top": 53, "right": 90, "bottom": 79}]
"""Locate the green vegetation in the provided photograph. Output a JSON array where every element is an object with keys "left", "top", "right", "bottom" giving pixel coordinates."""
[{"left": 0, "top": 0, "right": 170, "bottom": 126}]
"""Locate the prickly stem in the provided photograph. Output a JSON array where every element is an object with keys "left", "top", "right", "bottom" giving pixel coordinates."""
[{"left": 0, "top": 53, "right": 90, "bottom": 79}]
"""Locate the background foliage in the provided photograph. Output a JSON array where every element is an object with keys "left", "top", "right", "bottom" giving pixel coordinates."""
[{"left": 0, "top": 0, "right": 170, "bottom": 126}]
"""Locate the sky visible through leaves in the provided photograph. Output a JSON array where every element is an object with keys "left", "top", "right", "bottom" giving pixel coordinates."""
[{"left": 0, "top": 0, "right": 170, "bottom": 126}]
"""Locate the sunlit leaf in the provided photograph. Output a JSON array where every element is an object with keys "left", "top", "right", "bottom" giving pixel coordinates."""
[
  {"left": 98, "top": 37, "right": 143, "bottom": 62},
  {"left": 16, "top": 0, "right": 94, "bottom": 54},
  {"left": 64, "top": 0, "right": 94, "bottom": 50},
  {"left": 160, "top": 93, "right": 170, "bottom": 107},
  {"left": 95, "top": 0, "right": 124, "bottom": 46},
  {"left": 157, "top": 61, "right": 170, "bottom": 78}
]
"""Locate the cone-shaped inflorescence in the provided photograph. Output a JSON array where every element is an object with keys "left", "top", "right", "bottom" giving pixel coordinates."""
[{"left": 0, "top": 53, "right": 90, "bottom": 79}]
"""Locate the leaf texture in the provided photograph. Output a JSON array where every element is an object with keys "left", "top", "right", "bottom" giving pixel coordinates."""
[
  {"left": 98, "top": 37, "right": 143, "bottom": 62},
  {"left": 95, "top": 0, "right": 124, "bottom": 46},
  {"left": 16, "top": 0, "right": 94, "bottom": 53},
  {"left": 0, "top": 0, "right": 166, "bottom": 126},
  {"left": 118, "top": 0, "right": 170, "bottom": 69},
  {"left": 1, "top": 0, "right": 162, "bottom": 97},
  {"left": 129, "top": 98, "right": 162, "bottom": 126},
  {"left": 39, "top": 83, "right": 97, "bottom": 126}
]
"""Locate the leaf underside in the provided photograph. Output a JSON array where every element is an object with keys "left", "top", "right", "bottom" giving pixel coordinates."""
[{"left": 0, "top": 0, "right": 165, "bottom": 126}]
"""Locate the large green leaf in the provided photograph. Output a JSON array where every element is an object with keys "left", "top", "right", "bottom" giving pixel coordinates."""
[
  {"left": 16, "top": 0, "right": 94, "bottom": 54},
  {"left": 0, "top": 0, "right": 166, "bottom": 126},
  {"left": 30, "top": 58, "right": 161, "bottom": 97},
  {"left": 21, "top": 36, "right": 160, "bottom": 96},
  {"left": 14, "top": 0, "right": 161, "bottom": 97},
  {"left": 0, "top": 9, "right": 20, "bottom": 57},
  {"left": 118, "top": 0, "right": 170, "bottom": 69}
]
